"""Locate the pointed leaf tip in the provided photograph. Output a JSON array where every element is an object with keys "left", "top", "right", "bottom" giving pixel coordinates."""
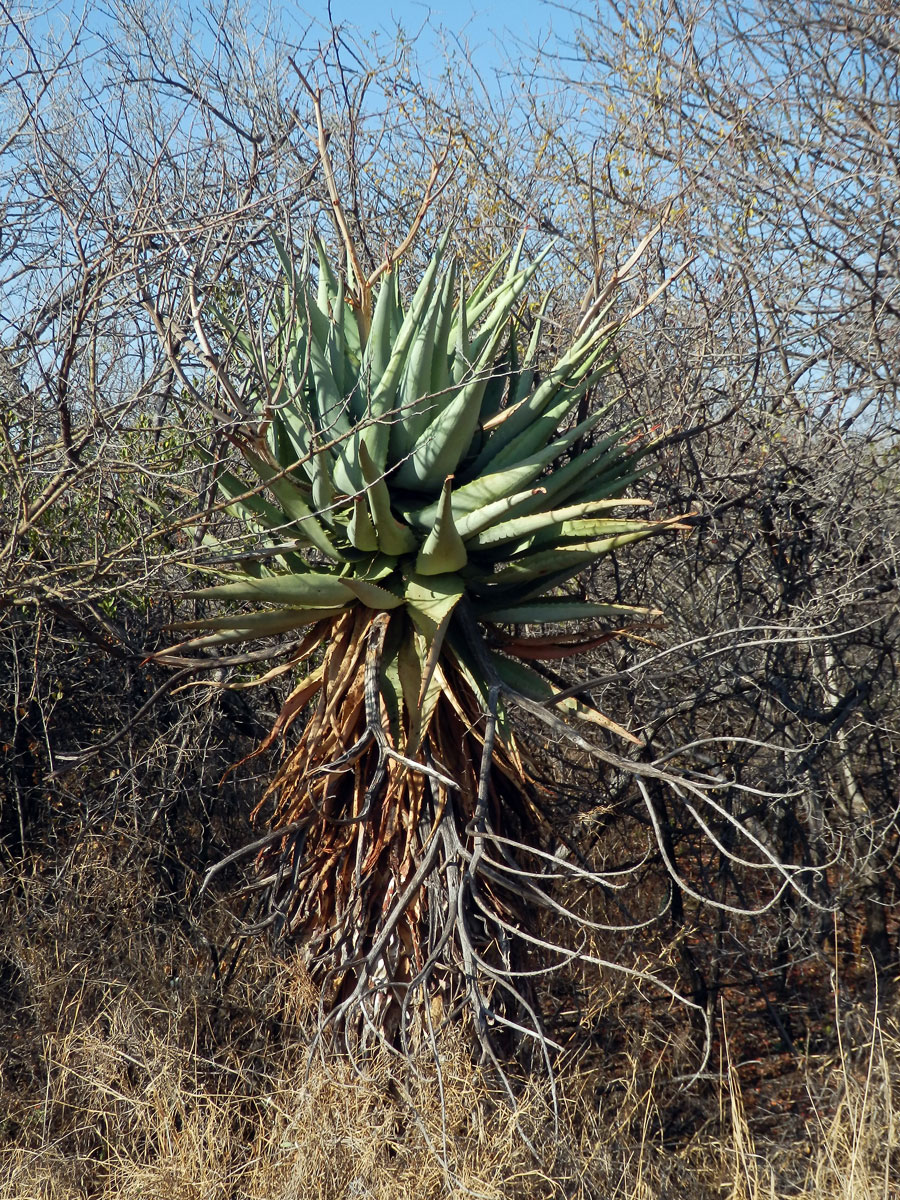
[
  {"left": 416, "top": 476, "right": 468, "bottom": 575},
  {"left": 359, "top": 442, "right": 418, "bottom": 556}
]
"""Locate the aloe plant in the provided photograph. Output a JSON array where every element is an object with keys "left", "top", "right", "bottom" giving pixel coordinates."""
[{"left": 162, "top": 230, "right": 683, "bottom": 1040}]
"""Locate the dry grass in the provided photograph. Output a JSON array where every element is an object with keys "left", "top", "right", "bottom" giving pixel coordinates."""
[
  {"left": 2, "top": 825, "right": 898, "bottom": 1200},
  {"left": 689, "top": 994, "right": 899, "bottom": 1200}
]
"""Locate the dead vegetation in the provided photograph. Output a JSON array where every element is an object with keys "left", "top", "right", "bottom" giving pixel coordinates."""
[{"left": 1, "top": 748, "right": 897, "bottom": 1199}]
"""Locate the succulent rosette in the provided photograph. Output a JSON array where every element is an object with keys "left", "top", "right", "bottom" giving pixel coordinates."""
[{"left": 163, "top": 231, "right": 682, "bottom": 1032}]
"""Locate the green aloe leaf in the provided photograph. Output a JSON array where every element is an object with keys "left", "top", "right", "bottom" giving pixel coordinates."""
[
  {"left": 478, "top": 527, "right": 676, "bottom": 589},
  {"left": 534, "top": 516, "right": 672, "bottom": 547},
  {"left": 242, "top": 449, "right": 342, "bottom": 560},
  {"left": 545, "top": 444, "right": 645, "bottom": 509},
  {"left": 453, "top": 256, "right": 505, "bottom": 332},
  {"left": 416, "top": 477, "right": 468, "bottom": 575},
  {"left": 429, "top": 257, "right": 458, "bottom": 401},
  {"left": 464, "top": 498, "right": 653, "bottom": 550},
  {"left": 355, "top": 229, "right": 451, "bottom": 478},
  {"left": 347, "top": 495, "right": 379, "bottom": 551},
  {"left": 212, "top": 465, "right": 293, "bottom": 534},
  {"left": 450, "top": 487, "right": 550, "bottom": 541},
  {"left": 485, "top": 362, "right": 619, "bottom": 478},
  {"left": 167, "top": 606, "right": 344, "bottom": 647},
  {"left": 358, "top": 267, "right": 398, "bottom": 404},
  {"left": 186, "top": 571, "right": 354, "bottom": 609},
  {"left": 314, "top": 233, "right": 341, "bottom": 317},
  {"left": 359, "top": 443, "right": 417, "bottom": 556},
  {"left": 450, "top": 272, "right": 470, "bottom": 385},
  {"left": 478, "top": 328, "right": 516, "bottom": 423},
  {"left": 396, "top": 289, "right": 521, "bottom": 489},
  {"left": 459, "top": 240, "right": 551, "bottom": 339},
  {"left": 468, "top": 340, "right": 613, "bottom": 477},
  {"left": 310, "top": 445, "right": 335, "bottom": 516},
  {"left": 475, "top": 599, "right": 657, "bottom": 623},
  {"left": 389, "top": 264, "right": 455, "bottom": 466},
  {"left": 169, "top": 607, "right": 342, "bottom": 634},
  {"left": 404, "top": 571, "right": 465, "bottom": 643},
  {"left": 398, "top": 628, "right": 444, "bottom": 753},
  {"left": 407, "top": 405, "right": 610, "bottom": 529},
  {"left": 489, "top": 651, "right": 641, "bottom": 743},
  {"left": 342, "top": 577, "right": 404, "bottom": 609}
]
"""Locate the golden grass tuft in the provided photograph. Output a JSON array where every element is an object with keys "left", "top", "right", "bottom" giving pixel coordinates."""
[{"left": 2, "top": 826, "right": 898, "bottom": 1198}]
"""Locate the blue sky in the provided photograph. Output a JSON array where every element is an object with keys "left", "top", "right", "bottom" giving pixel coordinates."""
[
  {"left": 323, "top": 0, "right": 574, "bottom": 37},
  {"left": 305, "top": 0, "right": 582, "bottom": 76},
  {"left": 26, "top": 0, "right": 585, "bottom": 91}
]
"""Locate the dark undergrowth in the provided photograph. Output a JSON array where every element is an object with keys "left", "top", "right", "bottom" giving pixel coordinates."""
[{"left": 2, "top": 609, "right": 897, "bottom": 1199}]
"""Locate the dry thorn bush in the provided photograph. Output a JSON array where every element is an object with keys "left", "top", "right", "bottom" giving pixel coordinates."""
[{"left": 3, "top": 1, "right": 899, "bottom": 1197}]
